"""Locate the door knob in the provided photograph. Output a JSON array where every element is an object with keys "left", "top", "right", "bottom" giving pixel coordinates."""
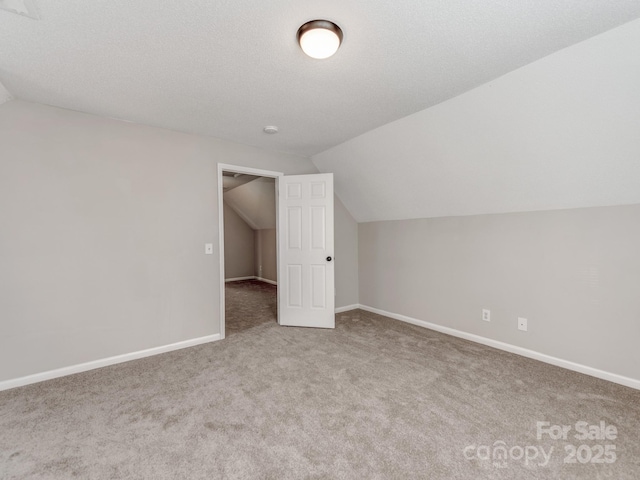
[{"left": 326, "top": 256, "right": 332, "bottom": 262}]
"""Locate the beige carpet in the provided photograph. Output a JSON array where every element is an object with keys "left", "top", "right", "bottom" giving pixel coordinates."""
[{"left": 1, "top": 279, "right": 639, "bottom": 479}]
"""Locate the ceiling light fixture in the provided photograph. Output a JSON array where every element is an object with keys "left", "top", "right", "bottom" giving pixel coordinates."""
[
  {"left": 297, "top": 20, "right": 343, "bottom": 59},
  {"left": 263, "top": 125, "right": 279, "bottom": 134}
]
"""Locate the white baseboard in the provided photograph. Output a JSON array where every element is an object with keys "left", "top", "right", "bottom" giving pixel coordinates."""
[
  {"left": 256, "top": 277, "right": 277, "bottom": 286},
  {"left": 0, "top": 334, "right": 221, "bottom": 392},
  {"left": 358, "top": 304, "right": 640, "bottom": 391},
  {"left": 335, "top": 304, "right": 360, "bottom": 314}
]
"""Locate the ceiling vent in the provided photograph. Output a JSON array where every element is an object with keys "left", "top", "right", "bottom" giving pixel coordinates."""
[{"left": 0, "top": 0, "right": 39, "bottom": 19}]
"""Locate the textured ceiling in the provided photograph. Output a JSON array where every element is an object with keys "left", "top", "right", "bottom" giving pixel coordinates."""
[
  {"left": 1, "top": 1, "right": 640, "bottom": 157},
  {"left": 313, "top": 19, "right": 640, "bottom": 222}
]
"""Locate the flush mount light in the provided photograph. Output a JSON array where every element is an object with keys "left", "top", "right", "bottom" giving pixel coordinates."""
[
  {"left": 263, "top": 125, "right": 279, "bottom": 134},
  {"left": 297, "top": 20, "right": 343, "bottom": 59}
]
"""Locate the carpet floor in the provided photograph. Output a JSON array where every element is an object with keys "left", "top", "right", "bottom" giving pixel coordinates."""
[{"left": 1, "top": 279, "right": 639, "bottom": 479}]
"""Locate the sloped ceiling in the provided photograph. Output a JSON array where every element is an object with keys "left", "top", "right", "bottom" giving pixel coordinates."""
[
  {"left": 0, "top": 80, "right": 11, "bottom": 105},
  {"left": 222, "top": 173, "right": 260, "bottom": 193},
  {"left": 1, "top": 1, "right": 640, "bottom": 156},
  {"left": 224, "top": 178, "right": 276, "bottom": 230},
  {"left": 313, "top": 19, "right": 640, "bottom": 222}
]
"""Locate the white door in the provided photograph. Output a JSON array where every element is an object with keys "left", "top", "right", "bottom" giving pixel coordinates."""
[{"left": 277, "top": 173, "right": 335, "bottom": 328}]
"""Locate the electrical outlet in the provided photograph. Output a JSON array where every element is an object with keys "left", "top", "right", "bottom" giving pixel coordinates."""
[
  {"left": 482, "top": 309, "right": 491, "bottom": 322},
  {"left": 518, "top": 317, "right": 528, "bottom": 331}
]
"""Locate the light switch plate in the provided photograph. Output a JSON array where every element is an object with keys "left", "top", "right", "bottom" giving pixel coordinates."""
[{"left": 205, "top": 243, "right": 213, "bottom": 255}]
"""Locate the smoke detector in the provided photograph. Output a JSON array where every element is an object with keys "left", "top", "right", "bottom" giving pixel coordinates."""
[{"left": 0, "top": 0, "right": 39, "bottom": 19}]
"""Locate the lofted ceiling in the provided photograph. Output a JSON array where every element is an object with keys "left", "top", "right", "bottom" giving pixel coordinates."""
[
  {"left": 313, "top": 18, "right": 640, "bottom": 222},
  {"left": 0, "top": 80, "right": 11, "bottom": 104},
  {"left": 224, "top": 177, "right": 276, "bottom": 230},
  {"left": 222, "top": 172, "right": 260, "bottom": 192},
  {"left": 1, "top": 1, "right": 640, "bottom": 157}
]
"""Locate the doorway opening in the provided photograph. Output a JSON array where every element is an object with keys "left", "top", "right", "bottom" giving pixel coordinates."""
[{"left": 217, "top": 164, "right": 283, "bottom": 339}]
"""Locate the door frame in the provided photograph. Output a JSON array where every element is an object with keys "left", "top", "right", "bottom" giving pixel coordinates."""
[{"left": 217, "top": 163, "right": 283, "bottom": 340}]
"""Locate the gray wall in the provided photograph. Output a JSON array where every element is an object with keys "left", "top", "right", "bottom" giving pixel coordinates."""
[
  {"left": 254, "top": 229, "right": 277, "bottom": 282},
  {"left": 223, "top": 202, "right": 255, "bottom": 279},
  {"left": 0, "top": 100, "right": 358, "bottom": 382},
  {"left": 335, "top": 197, "right": 359, "bottom": 308},
  {"left": 359, "top": 204, "right": 640, "bottom": 381}
]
